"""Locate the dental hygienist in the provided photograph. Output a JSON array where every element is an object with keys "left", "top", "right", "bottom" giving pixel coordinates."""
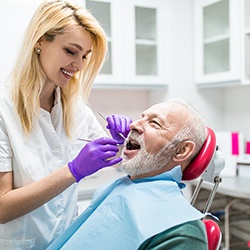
[{"left": 0, "top": 1, "right": 131, "bottom": 249}]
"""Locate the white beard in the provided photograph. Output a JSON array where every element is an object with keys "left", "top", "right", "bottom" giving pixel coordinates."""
[{"left": 119, "top": 134, "right": 176, "bottom": 177}]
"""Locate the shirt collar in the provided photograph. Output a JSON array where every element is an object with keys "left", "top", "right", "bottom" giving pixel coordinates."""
[
  {"left": 54, "top": 87, "right": 61, "bottom": 106},
  {"left": 131, "top": 165, "right": 183, "bottom": 184}
]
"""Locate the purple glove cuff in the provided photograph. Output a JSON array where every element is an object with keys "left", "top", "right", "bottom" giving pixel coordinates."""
[{"left": 68, "top": 162, "right": 82, "bottom": 183}]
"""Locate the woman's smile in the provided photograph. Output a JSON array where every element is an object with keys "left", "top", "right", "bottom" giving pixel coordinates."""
[{"left": 60, "top": 68, "right": 74, "bottom": 78}]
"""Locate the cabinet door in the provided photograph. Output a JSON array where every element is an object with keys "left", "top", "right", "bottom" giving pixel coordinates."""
[
  {"left": 85, "top": 0, "right": 112, "bottom": 75},
  {"left": 135, "top": 6, "right": 157, "bottom": 77},
  {"left": 241, "top": 0, "right": 250, "bottom": 84},
  {"left": 83, "top": 0, "right": 116, "bottom": 85},
  {"left": 83, "top": 0, "right": 169, "bottom": 88},
  {"left": 194, "top": 0, "right": 241, "bottom": 86}
]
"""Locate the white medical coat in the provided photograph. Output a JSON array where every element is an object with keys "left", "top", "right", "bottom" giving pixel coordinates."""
[{"left": 0, "top": 84, "right": 106, "bottom": 249}]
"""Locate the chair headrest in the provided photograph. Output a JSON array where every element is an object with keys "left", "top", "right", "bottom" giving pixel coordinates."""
[{"left": 182, "top": 127, "right": 216, "bottom": 181}]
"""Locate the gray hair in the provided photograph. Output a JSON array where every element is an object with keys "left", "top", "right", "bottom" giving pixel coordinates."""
[{"left": 168, "top": 98, "right": 207, "bottom": 158}]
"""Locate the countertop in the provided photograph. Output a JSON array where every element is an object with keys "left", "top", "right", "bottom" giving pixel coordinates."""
[{"left": 188, "top": 176, "right": 250, "bottom": 199}]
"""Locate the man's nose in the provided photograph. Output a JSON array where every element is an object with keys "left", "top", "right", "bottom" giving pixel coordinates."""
[{"left": 129, "top": 119, "right": 144, "bottom": 134}]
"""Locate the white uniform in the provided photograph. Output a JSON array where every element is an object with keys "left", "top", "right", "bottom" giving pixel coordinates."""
[{"left": 0, "top": 84, "right": 106, "bottom": 249}]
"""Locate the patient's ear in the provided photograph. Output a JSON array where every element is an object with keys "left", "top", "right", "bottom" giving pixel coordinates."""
[{"left": 173, "top": 140, "right": 195, "bottom": 163}]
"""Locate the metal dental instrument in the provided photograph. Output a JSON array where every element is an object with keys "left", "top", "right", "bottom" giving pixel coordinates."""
[
  {"left": 77, "top": 138, "right": 92, "bottom": 143},
  {"left": 78, "top": 112, "right": 128, "bottom": 147},
  {"left": 98, "top": 112, "right": 127, "bottom": 141},
  {"left": 77, "top": 138, "right": 124, "bottom": 147}
]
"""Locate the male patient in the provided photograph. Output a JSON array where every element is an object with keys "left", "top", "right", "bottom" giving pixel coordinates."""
[{"left": 47, "top": 99, "right": 208, "bottom": 250}]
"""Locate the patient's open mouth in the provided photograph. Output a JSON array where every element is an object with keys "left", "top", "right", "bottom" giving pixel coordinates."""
[{"left": 126, "top": 139, "right": 140, "bottom": 150}]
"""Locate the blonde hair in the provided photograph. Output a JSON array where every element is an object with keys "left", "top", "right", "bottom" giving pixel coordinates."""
[{"left": 10, "top": 0, "right": 107, "bottom": 136}]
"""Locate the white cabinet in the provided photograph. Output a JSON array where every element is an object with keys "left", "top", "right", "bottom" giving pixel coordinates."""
[
  {"left": 83, "top": 0, "right": 169, "bottom": 89},
  {"left": 241, "top": 0, "right": 250, "bottom": 84},
  {"left": 194, "top": 0, "right": 242, "bottom": 86}
]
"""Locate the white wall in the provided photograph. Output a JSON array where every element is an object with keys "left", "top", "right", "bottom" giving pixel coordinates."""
[
  {"left": 167, "top": 0, "right": 250, "bottom": 146},
  {"left": 0, "top": 0, "right": 153, "bottom": 127},
  {"left": 88, "top": 0, "right": 226, "bottom": 133},
  {"left": 0, "top": 0, "right": 41, "bottom": 84},
  {"left": 1, "top": 0, "right": 250, "bottom": 144},
  {"left": 88, "top": 89, "right": 151, "bottom": 128},
  {"left": 223, "top": 86, "right": 250, "bottom": 139},
  {"left": 166, "top": 0, "right": 225, "bottom": 130}
]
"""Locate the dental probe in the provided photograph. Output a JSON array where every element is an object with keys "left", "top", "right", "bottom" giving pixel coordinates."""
[{"left": 78, "top": 138, "right": 124, "bottom": 147}]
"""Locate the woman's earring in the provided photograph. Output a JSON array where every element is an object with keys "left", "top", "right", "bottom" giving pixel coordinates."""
[{"left": 36, "top": 48, "right": 41, "bottom": 55}]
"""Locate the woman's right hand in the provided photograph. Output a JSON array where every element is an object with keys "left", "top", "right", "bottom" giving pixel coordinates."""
[{"left": 68, "top": 137, "right": 122, "bottom": 182}]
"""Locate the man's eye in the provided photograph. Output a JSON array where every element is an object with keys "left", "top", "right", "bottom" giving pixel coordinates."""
[{"left": 150, "top": 120, "right": 162, "bottom": 128}]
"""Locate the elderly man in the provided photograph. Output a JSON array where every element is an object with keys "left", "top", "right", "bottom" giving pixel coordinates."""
[{"left": 47, "top": 99, "right": 208, "bottom": 250}]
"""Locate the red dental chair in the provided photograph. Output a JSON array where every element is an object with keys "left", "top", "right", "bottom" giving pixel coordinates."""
[
  {"left": 182, "top": 127, "right": 224, "bottom": 250},
  {"left": 139, "top": 128, "right": 224, "bottom": 250}
]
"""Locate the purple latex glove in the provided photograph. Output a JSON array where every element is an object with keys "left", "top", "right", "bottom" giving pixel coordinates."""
[
  {"left": 106, "top": 114, "right": 132, "bottom": 144},
  {"left": 68, "top": 137, "right": 122, "bottom": 182}
]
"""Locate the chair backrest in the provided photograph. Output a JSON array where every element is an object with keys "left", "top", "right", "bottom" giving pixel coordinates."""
[
  {"left": 182, "top": 127, "right": 216, "bottom": 181},
  {"left": 181, "top": 127, "right": 223, "bottom": 250},
  {"left": 203, "top": 219, "right": 221, "bottom": 250}
]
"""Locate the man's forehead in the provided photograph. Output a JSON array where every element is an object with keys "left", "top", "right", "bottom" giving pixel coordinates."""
[
  {"left": 144, "top": 102, "right": 190, "bottom": 125},
  {"left": 145, "top": 102, "right": 177, "bottom": 114}
]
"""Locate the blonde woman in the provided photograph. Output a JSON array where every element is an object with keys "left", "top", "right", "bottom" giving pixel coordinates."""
[{"left": 0, "top": 0, "right": 131, "bottom": 249}]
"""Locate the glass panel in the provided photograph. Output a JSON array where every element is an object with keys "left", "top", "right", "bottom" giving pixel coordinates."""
[
  {"left": 203, "top": 0, "right": 229, "bottom": 39},
  {"left": 244, "top": 35, "right": 250, "bottom": 79},
  {"left": 245, "top": 0, "right": 250, "bottom": 29},
  {"left": 203, "top": 0, "right": 229, "bottom": 74},
  {"left": 136, "top": 44, "right": 157, "bottom": 75},
  {"left": 86, "top": 1, "right": 111, "bottom": 74},
  {"left": 86, "top": 1, "right": 111, "bottom": 36},
  {"left": 135, "top": 7, "right": 156, "bottom": 40},
  {"left": 135, "top": 7, "right": 157, "bottom": 76},
  {"left": 204, "top": 39, "right": 229, "bottom": 74},
  {"left": 100, "top": 41, "right": 112, "bottom": 74}
]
